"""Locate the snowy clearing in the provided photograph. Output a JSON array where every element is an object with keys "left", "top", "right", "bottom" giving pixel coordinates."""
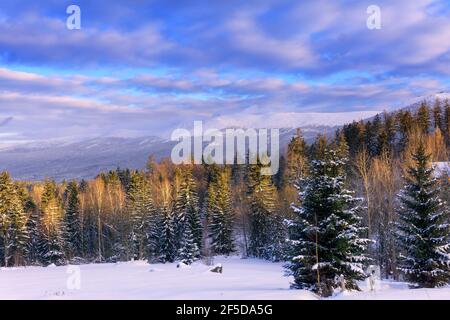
[{"left": 1, "top": 256, "right": 450, "bottom": 300}]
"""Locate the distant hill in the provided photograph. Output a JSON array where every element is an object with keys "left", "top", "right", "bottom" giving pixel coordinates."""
[{"left": 0, "top": 111, "right": 386, "bottom": 181}]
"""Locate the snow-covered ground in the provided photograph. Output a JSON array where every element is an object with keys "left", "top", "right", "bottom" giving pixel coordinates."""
[{"left": 1, "top": 256, "right": 450, "bottom": 300}]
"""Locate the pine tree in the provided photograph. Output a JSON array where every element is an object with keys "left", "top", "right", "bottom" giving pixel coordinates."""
[
  {"left": 208, "top": 168, "right": 235, "bottom": 255},
  {"left": 395, "top": 142, "right": 450, "bottom": 288},
  {"left": 285, "top": 149, "right": 371, "bottom": 297},
  {"left": 63, "top": 181, "right": 82, "bottom": 260}
]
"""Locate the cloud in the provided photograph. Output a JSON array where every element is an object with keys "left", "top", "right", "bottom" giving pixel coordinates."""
[
  {"left": 0, "top": 1, "right": 449, "bottom": 144},
  {"left": 0, "top": 1, "right": 448, "bottom": 75}
]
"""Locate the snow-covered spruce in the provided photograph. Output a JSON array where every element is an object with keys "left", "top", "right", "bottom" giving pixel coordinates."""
[
  {"left": 173, "top": 166, "right": 202, "bottom": 255},
  {"left": 395, "top": 142, "right": 450, "bottom": 288},
  {"left": 285, "top": 149, "right": 372, "bottom": 297},
  {"left": 38, "top": 180, "right": 66, "bottom": 266},
  {"left": 208, "top": 168, "right": 235, "bottom": 256},
  {"left": 126, "top": 171, "right": 154, "bottom": 260},
  {"left": 0, "top": 172, "right": 29, "bottom": 267},
  {"left": 62, "top": 181, "right": 83, "bottom": 260},
  {"left": 178, "top": 225, "right": 200, "bottom": 265},
  {"left": 157, "top": 204, "right": 177, "bottom": 263},
  {"left": 247, "top": 161, "right": 286, "bottom": 261}
]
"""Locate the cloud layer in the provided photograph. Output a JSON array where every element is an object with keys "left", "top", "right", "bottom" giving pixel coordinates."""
[{"left": 0, "top": 0, "right": 449, "bottom": 144}]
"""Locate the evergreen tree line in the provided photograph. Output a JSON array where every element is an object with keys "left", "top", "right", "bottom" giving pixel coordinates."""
[
  {"left": 0, "top": 165, "right": 239, "bottom": 267},
  {"left": 341, "top": 98, "right": 450, "bottom": 158},
  {"left": 0, "top": 100, "right": 449, "bottom": 297}
]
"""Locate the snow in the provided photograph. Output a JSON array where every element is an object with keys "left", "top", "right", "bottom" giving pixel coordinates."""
[
  {"left": 334, "top": 280, "right": 450, "bottom": 300},
  {"left": 433, "top": 162, "right": 450, "bottom": 177},
  {"left": 207, "top": 111, "right": 380, "bottom": 130},
  {"left": 1, "top": 256, "right": 450, "bottom": 300}
]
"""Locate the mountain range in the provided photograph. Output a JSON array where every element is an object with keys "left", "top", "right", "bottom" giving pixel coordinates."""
[{"left": 0, "top": 93, "right": 448, "bottom": 181}]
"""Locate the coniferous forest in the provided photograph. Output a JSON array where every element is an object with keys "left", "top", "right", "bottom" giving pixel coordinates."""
[{"left": 1, "top": 99, "right": 449, "bottom": 297}]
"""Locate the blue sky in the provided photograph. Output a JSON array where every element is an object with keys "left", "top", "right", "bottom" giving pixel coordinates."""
[{"left": 0, "top": 0, "right": 450, "bottom": 144}]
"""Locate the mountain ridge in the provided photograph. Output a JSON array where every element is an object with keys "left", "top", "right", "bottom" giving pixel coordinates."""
[{"left": 1, "top": 95, "right": 446, "bottom": 181}]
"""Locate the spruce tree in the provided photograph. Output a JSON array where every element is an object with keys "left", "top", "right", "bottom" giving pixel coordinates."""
[
  {"left": 433, "top": 99, "right": 443, "bottom": 131},
  {"left": 173, "top": 166, "right": 202, "bottom": 253},
  {"left": 416, "top": 102, "right": 431, "bottom": 134},
  {"left": 395, "top": 142, "right": 450, "bottom": 288},
  {"left": 126, "top": 171, "right": 154, "bottom": 260},
  {"left": 398, "top": 110, "right": 414, "bottom": 150},
  {"left": 39, "top": 180, "right": 65, "bottom": 266},
  {"left": 146, "top": 206, "right": 164, "bottom": 262},
  {"left": 8, "top": 183, "right": 29, "bottom": 266},
  {"left": 0, "top": 172, "right": 29, "bottom": 267},
  {"left": 247, "top": 162, "right": 280, "bottom": 260},
  {"left": 178, "top": 225, "right": 199, "bottom": 265},
  {"left": 444, "top": 99, "right": 450, "bottom": 144},
  {"left": 63, "top": 181, "right": 82, "bottom": 260},
  {"left": 159, "top": 204, "right": 176, "bottom": 263},
  {"left": 286, "top": 129, "right": 308, "bottom": 184},
  {"left": 26, "top": 209, "right": 41, "bottom": 265},
  {"left": 285, "top": 149, "right": 371, "bottom": 297},
  {"left": 208, "top": 169, "right": 235, "bottom": 255}
]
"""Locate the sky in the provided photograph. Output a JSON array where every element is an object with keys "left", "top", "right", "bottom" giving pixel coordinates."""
[{"left": 0, "top": 0, "right": 450, "bottom": 145}]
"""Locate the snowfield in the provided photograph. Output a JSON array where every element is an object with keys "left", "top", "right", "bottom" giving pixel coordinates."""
[{"left": 1, "top": 256, "right": 450, "bottom": 300}]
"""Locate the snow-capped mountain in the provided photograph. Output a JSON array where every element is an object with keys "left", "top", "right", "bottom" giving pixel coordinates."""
[
  {"left": 0, "top": 126, "right": 336, "bottom": 181},
  {"left": 0, "top": 126, "right": 342, "bottom": 181},
  {"left": 1, "top": 97, "right": 443, "bottom": 182},
  {"left": 364, "top": 92, "right": 450, "bottom": 123},
  {"left": 0, "top": 136, "right": 174, "bottom": 181}
]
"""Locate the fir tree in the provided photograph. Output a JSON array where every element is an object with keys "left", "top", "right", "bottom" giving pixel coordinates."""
[
  {"left": 395, "top": 142, "right": 450, "bottom": 288},
  {"left": 285, "top": 149, "right": 371, "bottom": 297},
  {"left": 63, "top": 181, "right": 82, "bottom": 260}
]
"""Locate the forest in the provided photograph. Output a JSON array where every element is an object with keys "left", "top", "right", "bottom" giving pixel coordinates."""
[{"left": 0, "top": 98, "right": 449, "bottom": 297}]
